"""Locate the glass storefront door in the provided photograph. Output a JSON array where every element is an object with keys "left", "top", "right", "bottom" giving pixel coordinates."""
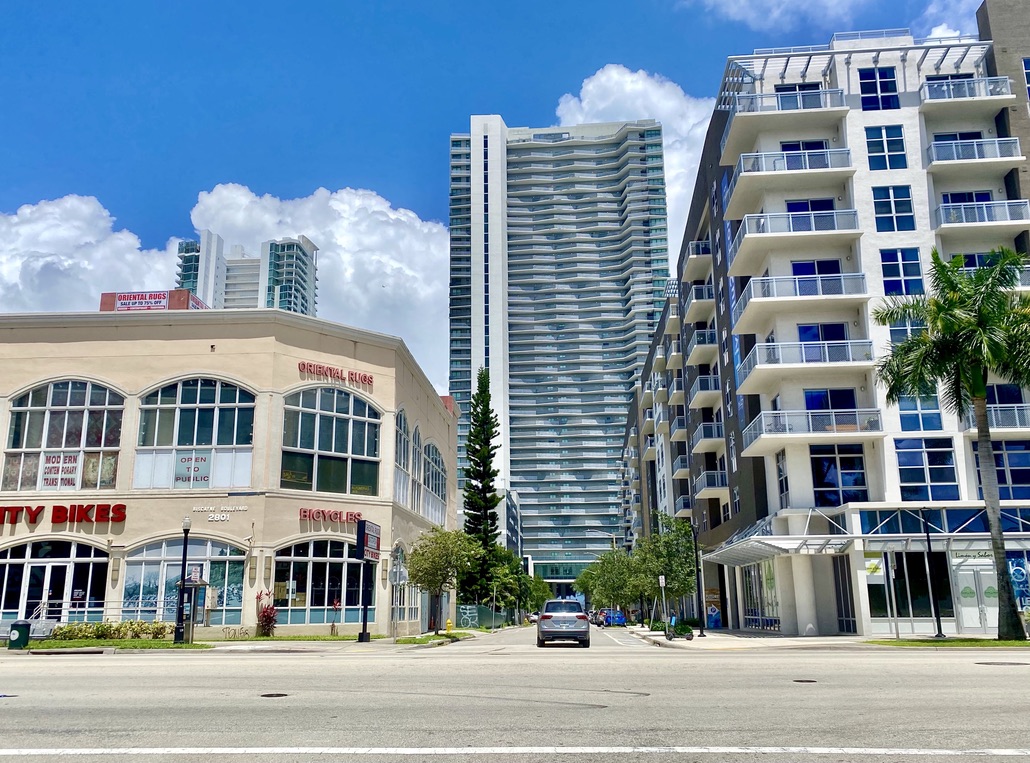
[
  {"left": 24, "top": 564, "right": 68, "bottom": 620},
  {"left": 955, "top": 568, "right": 998, "bottom": 633},
  {"left": 1, "top": 541, "right": 108, "bottom": 623}
]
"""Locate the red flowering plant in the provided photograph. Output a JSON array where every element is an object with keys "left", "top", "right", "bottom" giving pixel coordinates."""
[
  {"left": 330, "top": 598, "right": 341, "bottom": 636},
  {"left": 256, "top": 589, "right": 278, "bottom": 637}
]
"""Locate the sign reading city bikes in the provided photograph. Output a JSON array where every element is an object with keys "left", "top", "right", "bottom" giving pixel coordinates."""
[
  {"left": 297, "top": 361, "right": 373, "bottom": 386},
  {"left": 0, "top": 503, "right": 127, "bottom": 525},
  {"left": 356, "top": 519, "right": 382, "bottom": 562}
]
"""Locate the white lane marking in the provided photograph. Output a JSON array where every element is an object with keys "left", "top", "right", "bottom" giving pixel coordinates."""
[
  {"left": 603, "top": 630, "right": 646, "bottom": 646},
  {"left": 0, "top": 747, "right": 1028, "bottom": 757}
]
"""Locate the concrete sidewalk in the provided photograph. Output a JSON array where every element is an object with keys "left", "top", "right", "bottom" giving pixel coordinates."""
[{"left": 626, "top": 625, "right": 872, "bottom": 650}]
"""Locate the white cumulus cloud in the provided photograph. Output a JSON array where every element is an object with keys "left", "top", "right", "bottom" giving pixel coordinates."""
[
  {"left": 190, "top": 183, "right": 450, "bottom": 391},
  {"left": 915, "top": 0, "right": 981, "bottom": 37},
  {"left": 556, "top": 64, "right": 715, "bottom": 265},
  {"left": 0, "top": 195, "right": 176, "bottom": 313},
  {"left": 0, "top": 186, "right": 451, "bottom": 392},
  {"left": 678, "top": 0, "right": 874, "bottom": 32}
]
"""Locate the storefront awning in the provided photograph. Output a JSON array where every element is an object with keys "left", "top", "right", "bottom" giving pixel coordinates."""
[{"left": 702, "top": 535, "right": 852, "bottom": 567}]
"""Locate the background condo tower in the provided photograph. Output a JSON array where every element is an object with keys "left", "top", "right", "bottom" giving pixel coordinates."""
[{"left": 449, "top": 115, "right": 669, "bottom": 593}]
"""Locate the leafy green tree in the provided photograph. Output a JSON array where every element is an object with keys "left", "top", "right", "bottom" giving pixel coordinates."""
[
  {"left": 526, "top": 575, "right": 553, "bottom": 612},
  {"left": 460, "top": 367, "right": 502, "bottom": 603},
  {"left": 581, "top": 549, "right": 641, "bottom": 613},
  {"left": 873, "top": 248, "right": 1030, "bottom": 641},
  {"left": 632, "top": 515, "right": 697, "bottom": 604},
  {"left": 407, "top": 528, "right": 482, "bottom": 634}
]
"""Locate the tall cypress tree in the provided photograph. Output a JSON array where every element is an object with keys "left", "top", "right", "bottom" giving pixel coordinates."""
[{"left": 460, "top": 367, "right": 502, "bottom": 602}]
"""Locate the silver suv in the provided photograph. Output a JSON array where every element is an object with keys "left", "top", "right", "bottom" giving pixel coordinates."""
[{"left": 536, "top": 598, "right": 590, "bottom": 648}]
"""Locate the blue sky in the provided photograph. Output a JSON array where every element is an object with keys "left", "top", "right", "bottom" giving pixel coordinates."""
[{"left": 0, "top": 0, "right": 978, "bottom": 389}]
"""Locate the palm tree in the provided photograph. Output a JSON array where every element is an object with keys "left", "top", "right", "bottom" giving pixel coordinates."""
[{"left": 873, "top": 247, "right": 1030, "bottom": 641}]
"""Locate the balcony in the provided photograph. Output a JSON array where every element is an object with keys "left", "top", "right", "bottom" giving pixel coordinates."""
[
  {"left": 919, "top": 77, "right": 1016, "bottom": 118},
  {"left": 927, "top": 138, "right": 1024, "bottom": 179},
  {"left": 964, "top": 404, "right": 1030, "bottom": 438},
  {"left": 683, "top": 284, "right": 715, "bottom": 322},
  {"left": 741, "top": 409, "right": 883, "bottom": 456},
  {"left": 690, "top": 421, "right": 724, "bottom": 454},
  {"left": 720, "top": 89, "right": 848, "bottom": 165},
  {"left": 670, "top": 415, "right": 689, "bottom": 442},
  {"left": 655, "top": 406, "right": 669, "bottom": 435},
  {"left": 935, "top": 201, "right": 1030, "bottom": 243},
  {"left": 725, "top": 149, "right": 855, "bottom": 219},
  {"left": 664, "top": 302, "right": 681, "bottom": 335},
  {"left": 643, "top": 435, "right": 656, "bottom": 461},
  {"left": 694, "top": 470, "right": 729, "bottom": 500},
  {"left": 674, "top": 494, "right": 692, "bottom": 519},
  {"left": 641, "top": 408, "right": 655, "bottom": 435},
  {"left": 667, "top": 340, "right": 684, "bottom": 369},
  {"left": 681, "top": 240, "right": 713, "bottom": 283},
  {"left": 737, "top": 340, "right": 875, "bottom": 395},
  {"left": 627, "top": 448, "right": 638, "bottom": 467},
  {"left": 654, "top": 379, "right": 668, "bottom": 404},
  {"left": 689, "top": 374, "right": 721, "bottom": 409},
  {"left": 652, "top": 344, "right": 666, "bottom": 372},
  {"left": 685, "top": 329, "right": 718, "bottom": 366},
  {"left": 641, "top": 379, "right": 653, "bottom": 407},
  {"left": 672, "top": 455, "right": 691, "bottom": 480},
  {"left": 668, "top": 376, "right": 685, "bottom": 406},
  {"left": 731, "top": 273, "right": 868, "bottom": 335},
  {"left": 727, "top": 210, "right": 861, "bottom": 278}
]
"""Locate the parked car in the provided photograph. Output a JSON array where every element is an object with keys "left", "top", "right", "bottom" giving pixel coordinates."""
[
  {"left": 528, "top": 611, "right": 540, "bottom": 624},
  {"left": 598, "top": 608, "right": 626, "bottom": 626},
  {"left": 536, "top": 599, "right": 590, "bottom": 648}
]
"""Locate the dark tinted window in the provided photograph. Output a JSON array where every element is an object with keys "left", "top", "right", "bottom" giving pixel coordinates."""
[{"left": 543, "top": 600, "right": 583, "bottom": 613}]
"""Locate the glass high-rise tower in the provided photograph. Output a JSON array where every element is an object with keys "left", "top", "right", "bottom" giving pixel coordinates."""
[{"left": 448, "top": 115, "right": 669, "bottom": 592}]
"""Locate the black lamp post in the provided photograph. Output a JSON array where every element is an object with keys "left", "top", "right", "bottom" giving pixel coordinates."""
[
  {"left": 921, "top": 508, "right": 946, "bottom": 639},
  {"left": 173, "top": 515, "right": 192, "bottom": 644},
  {"left": 691, "top": 520, "right": 706, "bottom": 638}
]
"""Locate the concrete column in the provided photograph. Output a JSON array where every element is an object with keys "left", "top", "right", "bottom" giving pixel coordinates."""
[{"left": 788, "top": 514, "right": 819, "bottom": 636}]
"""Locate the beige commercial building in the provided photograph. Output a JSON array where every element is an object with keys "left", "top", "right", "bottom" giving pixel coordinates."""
[{"left": 0, "top": 309, "right": 458, "bottom": 638}]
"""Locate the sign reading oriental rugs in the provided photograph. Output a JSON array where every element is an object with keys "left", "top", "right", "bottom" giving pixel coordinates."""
[
  {"left": 298, "top": 361, "right": 373, "bottom": 386},
  {"left": 0, "top": 503, "right": 127, "bottom": 524}
]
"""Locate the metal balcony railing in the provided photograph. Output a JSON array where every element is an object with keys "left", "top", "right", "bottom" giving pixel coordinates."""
[
  {"left": 671, "top": 416, "right": 687, "bottom": 437},
  {"left": 721, "top": 89, "right": 846, "bottom": 155},
  {"left": 728, "top": 210, "right": 860, "bottom": 269},
  {"left": 928, "top": 138, "right": 1021, "bottom": 163},
  {"left": 726, "top": 148, "right": 852, "bottom": 205},
  {"left": 686, "top": 329, "right": 718, "bottom": 356},
  {"left": 674, "top": 495, "right": 692, "bottom": 515},
  {"left": 673, "top": 455, "right": 690, "bottom": 474},
  {"left": 742, "top": 409, "right": 883, "bottom": 450},
  {"left": 738, "top": 341, "right": 874, "bottom": 385},
  {"left": 964, "top": 404, "right": 1030, "bottom": 430},
  {"left": 690, "top": 374, "right": 720, "bottom": 399},
  {"left": 920, "top": 76, "right": 1012, "bottom": 103},
  {"left": 935, "top": 200, "right": 1030, "bottom": 227},
  {"left": 687, "top": 240, "right": 712, "bottom": 256},
  {"left": 694, "top": 470, "right": 729, "bottom": 494},
  {"left": 684, "top": 284, "right": 715, "bottom": 310},
  {"left": 731, "top": 273, "right": 867, "bottom": 324},
  {"left": 690, "top": 421, "right": 724, "bottom": 450}
]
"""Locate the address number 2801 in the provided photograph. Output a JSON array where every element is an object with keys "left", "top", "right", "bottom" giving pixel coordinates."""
[{"left": 208, "top": 513, "right": 231, "bottom": 522}]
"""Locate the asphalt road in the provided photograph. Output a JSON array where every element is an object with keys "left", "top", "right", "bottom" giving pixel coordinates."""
[{"left": 1, "top": 625, "right": 1029, "bottom": 763}]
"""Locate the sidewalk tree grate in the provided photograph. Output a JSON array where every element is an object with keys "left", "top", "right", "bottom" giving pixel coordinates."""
[{"left": 260, "top": 693, "right": 289, "bottom": 698}]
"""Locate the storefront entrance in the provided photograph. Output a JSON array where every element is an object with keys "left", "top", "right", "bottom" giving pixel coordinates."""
[
  {"left": 0, "top": 541, "right": 109, "bottom": 623},
  {"left": 955, "top": 567, "right": 998, "bottom": 634}
]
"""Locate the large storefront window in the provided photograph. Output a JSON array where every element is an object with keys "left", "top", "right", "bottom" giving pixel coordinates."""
[
  {"left": 0, "top": 541, "right": 108, "bottom": 622},
  {"left": 866, "top": 550, "right": 954, "bottom": 620},
  {"left": 395, "top": 410, "right": 410, "bottom": 508},
  {"left": 280, "top": 388, "right": 380, "bottom": 496},
  {"left": 134, "top": 379, "right": 254, "bottom": 489},
  {"left": 122, "top": 539, "right": 245, "bottom": 624},
  {"left": 273, "top": 540, "right": 373, "bottom": 624},
  {"left": 741, "top": 559, "right": 780, "bottom": 631},
  {"left": 3, "top": 380, "right": 123, "bottom": 491}
]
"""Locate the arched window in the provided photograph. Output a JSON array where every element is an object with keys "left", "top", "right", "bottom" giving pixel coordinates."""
[
  {"left": 280, "top": 388, "right": 380, "bottom": 495},
  {"left": 410, "top": 427, "right": 423, "bottom": 511},
  {"left": 394, "top": 411, "right": 410, "bottom": 507},
  {"left": 122, "top": 538, "right": 245, "bottom": 624},
  {"left": 273, "top": 540, "right": 372, "bottom": 625},
  {"left": 0, "top": 540, "right": 108, "bottom": 621},
  {"left": 134, "top": 378, "right": 255, "bottom": 489},
  {"left": 423, "top": 443, "right": 446, "bottom": 526},
  {"left": 3, "top": 380, "right": 123, "bottom": 491}
]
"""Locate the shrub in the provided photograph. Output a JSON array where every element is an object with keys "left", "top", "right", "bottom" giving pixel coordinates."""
[
  {"left": 257, "top": 604, "right": 278, "bottom": 637},
  {"left": 125, "top": 620, "right": 149, "bottom": 639},
  {"left": 148, "top": 622, "right": 171, "bottom": 639},
  {"left": 673, "top": 621, "right": 693, "bottom": 636},
  {"left": 649, "top": 620, "right": 665, "bottom": 632}
]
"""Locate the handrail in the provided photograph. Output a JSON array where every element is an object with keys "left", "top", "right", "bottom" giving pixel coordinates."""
[{"left": 732, "top": 274, "right": 867, "bottom": 324}]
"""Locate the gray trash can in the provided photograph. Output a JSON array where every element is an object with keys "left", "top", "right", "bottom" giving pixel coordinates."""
[{"left": 7, "top": 620, "right": 31, "bottom": 649}]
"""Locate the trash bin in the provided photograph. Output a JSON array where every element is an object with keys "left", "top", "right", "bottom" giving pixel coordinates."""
[{"left": 7, "top": 620, "right": 31, "bottom": 650}]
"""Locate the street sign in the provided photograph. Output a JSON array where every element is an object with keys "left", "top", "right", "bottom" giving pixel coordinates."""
[
  {"left": 388, "top": 566, "right": 409, "bottom": 585},
  {"left": 189, "top": 565, "right": 202, "bottom": 582},
  {"left": 658, "top": 575, "right": 666, "bottom": 588}
]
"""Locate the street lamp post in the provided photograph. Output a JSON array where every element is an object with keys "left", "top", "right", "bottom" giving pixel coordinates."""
[
  {"left": 173, "top": 516, "right": 192, "bottom": 644},
  {"left": 921, "top": 508, "right": 946, "bottom": 639},
  {"left": 691, "top": 520, "right": 706, "bottom": 638}
]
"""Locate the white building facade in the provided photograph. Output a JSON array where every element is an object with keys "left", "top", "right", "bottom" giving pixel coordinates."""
[
  {"left": 626, "top": 15, "right": 1030, "bottom": 638},
  {"left": 449, "top": 117, "right": 669, "bottom": 592}
]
